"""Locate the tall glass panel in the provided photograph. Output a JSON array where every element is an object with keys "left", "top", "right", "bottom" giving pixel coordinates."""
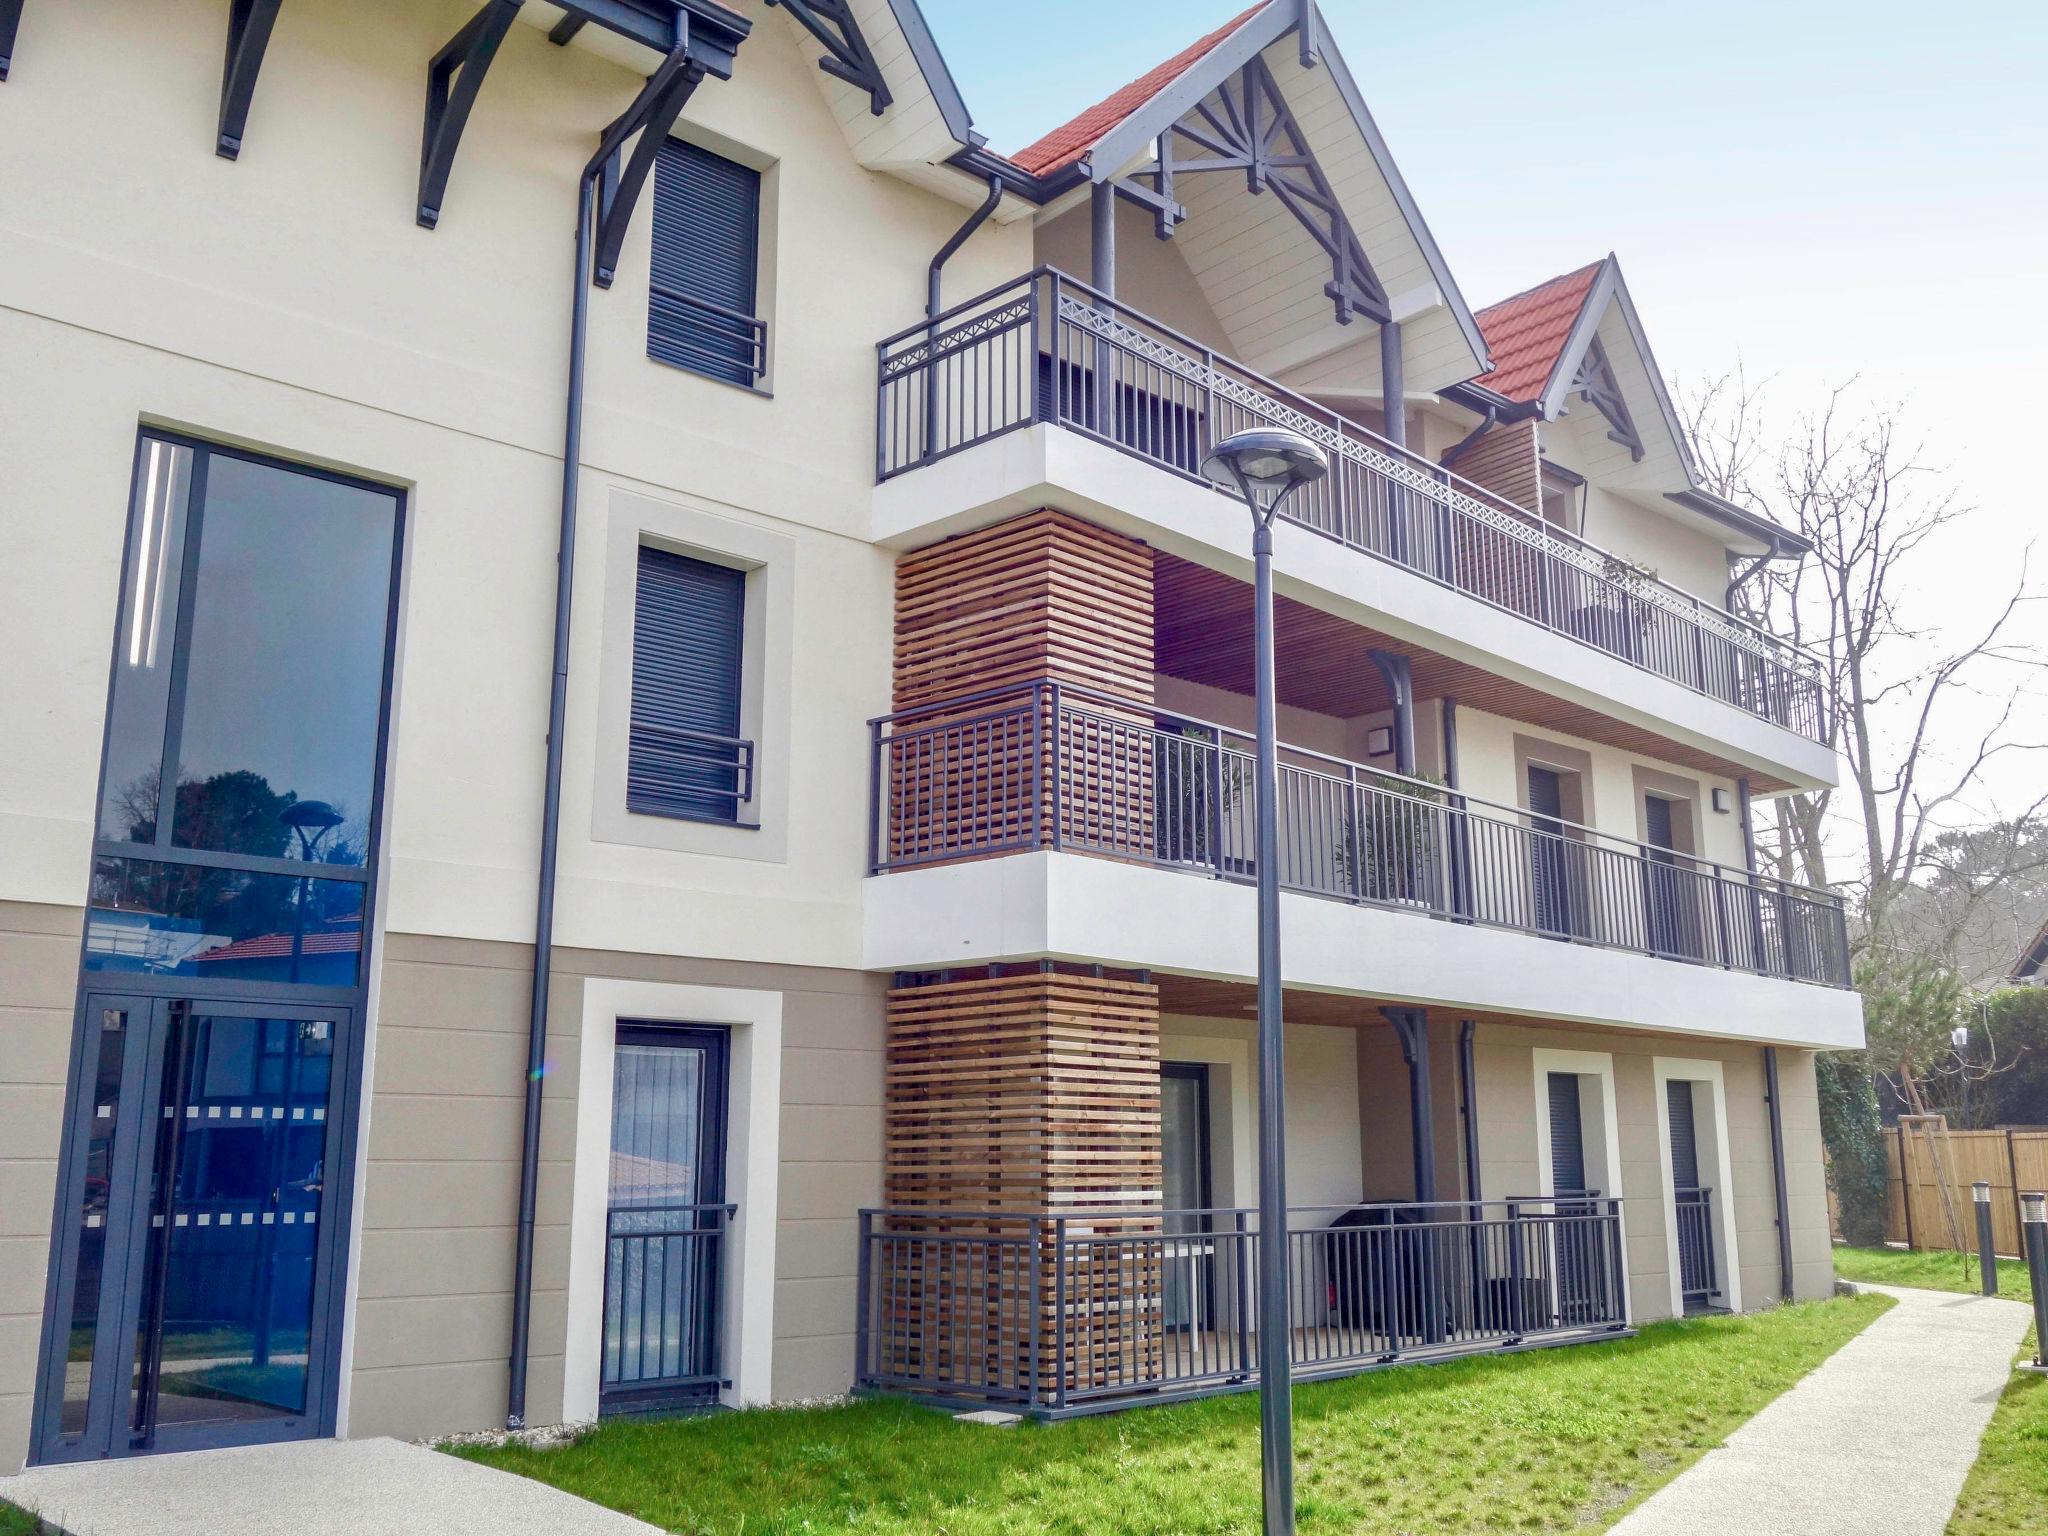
[
  {"left": 128, "top": 1012, "right": 336, "bottom": 1447},
  {"left": 97, "top": 442, "right": 195, "bottom": 845},
  {"left": 168, "top": 455, "right": 397, "bottom": 867},
  {"left": 55, "top": 1002, "right": 138, "bottom": 1441}
]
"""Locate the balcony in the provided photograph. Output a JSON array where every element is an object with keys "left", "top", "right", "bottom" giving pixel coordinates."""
[
  {"left": 867, "top": 683, "right": 1852, "bottom": 990},
  {"left": 855, "top": 1198, "right": 1631, "bottom": 1416},
  {"left": 874, "top": 269, "right": 1830, "bottom": 748}
]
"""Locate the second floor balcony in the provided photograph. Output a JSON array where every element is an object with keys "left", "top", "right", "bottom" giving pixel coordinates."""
[
  {"left": 874, "top": 269, "right": 1831, "bottom": 749},
  {"left": 867, "top": 681, "right": 1851, "bottom": 990}
]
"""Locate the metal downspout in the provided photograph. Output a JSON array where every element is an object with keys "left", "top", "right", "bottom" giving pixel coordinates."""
[
  {"left": 1764, "top": 1046, "right": 1796, "bottom": 1301},
  {"left": 508, "top": 166, "right": 597, "bottom": 1431},
  {"left": 923, "top": 176, "right": 1003, "bottom": 449},
  {"left": 928, "top": 175, "right": 1004, "bottom": 321}
]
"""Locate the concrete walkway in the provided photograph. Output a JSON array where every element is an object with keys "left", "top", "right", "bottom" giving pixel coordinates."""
[
  {"left": 1611, "top": 1284, "right": 2031, "bottom": 1536},
  {"left": 3, "top": 1436, "right": 663, "bottom": 1536}
]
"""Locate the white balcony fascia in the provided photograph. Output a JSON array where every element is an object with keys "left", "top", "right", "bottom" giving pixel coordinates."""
[
  {"left": 863, "top": 851, "right": 1866, "bottom": 1053},
  {"left": 872, "top": 426, "right": 1843, "bottom": 795}
]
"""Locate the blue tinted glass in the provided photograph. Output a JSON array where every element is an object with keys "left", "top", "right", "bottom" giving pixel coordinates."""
[
  {"left": 167, "top": 454, "right": 397, "bottom": 866},
  {"left": 84, "top": 857, "right": 362, "bottom": 986}
]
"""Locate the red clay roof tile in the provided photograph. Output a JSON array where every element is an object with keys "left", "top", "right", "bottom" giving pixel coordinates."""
[
  {"left": 1009, "top": 3, "right": 1272, "bottom": 177},
  {"left": 1470, "top": 260, "right": 1606, "bottom": 403}
]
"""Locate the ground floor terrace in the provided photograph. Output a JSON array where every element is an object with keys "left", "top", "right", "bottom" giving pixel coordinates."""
[
  {"left": 1, "top": 898, "right": 1834, "bottom": 1468},
  {"left": 856, "top": 966, "right": 1833, "bottom": 1418}
]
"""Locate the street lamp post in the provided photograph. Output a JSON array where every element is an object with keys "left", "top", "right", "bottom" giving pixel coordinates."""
[{"left": 1201, "top": 427, "right": 1329, "bottom": 1536}]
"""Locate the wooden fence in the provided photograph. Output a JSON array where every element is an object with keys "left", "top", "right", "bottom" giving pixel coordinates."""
[{"left": 1885, "top": 1123, "right": 2048, "bottom": 1257}]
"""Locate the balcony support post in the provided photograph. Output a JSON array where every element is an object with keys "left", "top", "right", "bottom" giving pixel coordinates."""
[
  {"left": 1366, "top": 650, "right": 1415, "bottom": 777},
  {"left": 1378, "top": 320, "right": 1405, "bottom": 448},
  {"left": 1090, "top": 182, "right": 1117, "bottom": 441}
]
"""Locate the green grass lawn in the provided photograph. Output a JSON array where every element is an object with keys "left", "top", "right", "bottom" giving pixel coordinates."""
[
  {"left": 1947, "top": 1322, "right": 2045, "bottom": 1536},
  {"left": 455, "top": 1295, "right": 1889, "bottom": 1535},
  {"left": 0, "top": 1501, "right": 48, "bottom": 1536},
  {"left": 1833, "top": 1243, "right": 2032, "bottom": 1296}
]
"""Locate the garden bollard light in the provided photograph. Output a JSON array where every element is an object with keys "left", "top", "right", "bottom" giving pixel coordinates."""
[
  {"left": 2024, "top": 1193, "right": 2048, "bottom": 1374},
  {"left": 1974, "top": 1181, "right": 1998, "bottom": 1297}
]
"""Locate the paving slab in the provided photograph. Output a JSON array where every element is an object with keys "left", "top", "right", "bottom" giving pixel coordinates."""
[
  {"left": 3, "top": 1435, "right": 661, "bottom": 1536},
  {"left": 1610, "top": 1283, "right": 2030, "bottom": 1536}
]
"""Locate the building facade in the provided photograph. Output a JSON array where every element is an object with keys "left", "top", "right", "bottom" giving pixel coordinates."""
[{"left": 0, "top": 0, "right": 1858, "bottom": 1466}]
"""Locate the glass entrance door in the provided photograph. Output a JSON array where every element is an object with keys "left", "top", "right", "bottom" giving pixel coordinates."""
[
  {"left": 601, "top": 1026, "right": 730, "bottom": 1413},
  {"left": 36, "top": 996, "right": 353, "bottom": 1463}
]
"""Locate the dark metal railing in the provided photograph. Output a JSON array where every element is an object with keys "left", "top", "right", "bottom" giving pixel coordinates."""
[
  {"left": 855, "top": 1198, "right": 1630, "bottom": 1416},
  {"left": 875, "top": 268, "right": 1830, "bottom": 743},
  {"left": 1674, "top": 1187, "right": 1720, "bottom": 1309},
  {"left": 650, "top": 280, "right": 768, "bottom": 385},
  {"left": 867, "top": 681, "right": 1853, "bottom": 988},
  {"left": 627, "top": 720, "right": 756, "bottom": 822},
  {"left": 601, "top": 1200, "right": 735, "bottom": 1403}
]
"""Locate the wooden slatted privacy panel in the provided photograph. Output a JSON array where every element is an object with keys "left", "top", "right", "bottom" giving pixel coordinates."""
[
  {"left": 1447, "top": 416, "right": 1542, "bottom": 516},
  {"left": 883, "top": 968, "right": 1165, "bottom": 1396},
  {"left": 1885, "top": 1124, "right": 2048, "bottom": 1258},
  {"left": 888, "top": 510, "right": 1156, "bottom": 865}
]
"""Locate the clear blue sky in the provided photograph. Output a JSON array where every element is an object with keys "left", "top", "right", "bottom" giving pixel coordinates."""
[{"left": 920, "top": 0, "right": 2048, "bottom": 827}]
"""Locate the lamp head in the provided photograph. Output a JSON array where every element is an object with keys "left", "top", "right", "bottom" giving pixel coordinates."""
[
  {"left": 1201, "top": 428, "right": 1328, "bottom": 519},
  {"left": 283, "top": 799, "right": 345, "bottom": 834}
]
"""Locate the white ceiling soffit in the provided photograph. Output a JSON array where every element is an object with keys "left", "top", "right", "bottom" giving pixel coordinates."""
[{"left": 1068, "top": 16, "right": 1486, "bottom": 390}]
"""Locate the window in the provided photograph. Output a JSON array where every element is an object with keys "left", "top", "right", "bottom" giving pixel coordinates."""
[
  {"left": 629, "top": 546, "right": 754, "bottom": 825},
  {"left": 85, "top": 434, "right": 402, "bottom": 985},
  {"left": 649, "top": 139, "right": 765, "bottom": 388},
  {"left": 1538, "top": 464, "right": 1582, "bottom": 535}
]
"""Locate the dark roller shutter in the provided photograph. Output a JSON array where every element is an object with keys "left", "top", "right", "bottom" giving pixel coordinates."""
[
  {"left": 1547, "top": 1072, "right": 1586, "bottom": 1194},
  {"left": 630, "top": 546, "right": 746, "bottom": 821},
  {"left": 650, "top": 139, "right": 761, "bottom": 386},
  {"left": 1528, "top": 765, "right": 1563, "bottom": 822},
  {"left": 1644, "top": 794, "right": 1675, "bottom": 851},
  {"left": 1667, "top": 1080, "right": 1700, "bottom": 1190}
]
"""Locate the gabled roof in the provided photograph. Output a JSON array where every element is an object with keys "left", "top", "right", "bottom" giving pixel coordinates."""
[
  {"left": 1460, "top": 255, "right": 1811, "bottom": 559},
  {"left": 1010, "top": 3, "right": 1271, "bottom": 176},
  {"left": 1470, "top": 262, "right": 1606, "bottom": 404},
  {"left": 2014, "top": 917, "right": 2048, "bottom": 982}
]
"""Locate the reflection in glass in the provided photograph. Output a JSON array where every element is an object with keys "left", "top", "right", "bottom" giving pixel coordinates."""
[
  {"left": 57, "top": 1007, "right": 134, "bottom": 1439},
  {"left": 128, "top": 1013, "right": 334, "bottom": 1446},
  {"left": 168, "top": 455, "right": 394, "bottom": 865},
  {"left": 97, "top": 442, "right": 195, "bottom": 846},
  {"left": 84, "top": 857, "right": 362, "bottom": 986}
]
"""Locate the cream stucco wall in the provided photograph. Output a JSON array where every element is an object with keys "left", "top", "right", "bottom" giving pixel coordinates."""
[{"left": 0, "top": 0, "right": 1031, "bottom": 959}]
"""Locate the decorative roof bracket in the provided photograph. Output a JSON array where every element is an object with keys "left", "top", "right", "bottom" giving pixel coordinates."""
[
  {"left": 764, "top": 0, "right": 891, "bottom": 116},
  {"left": 590, "top": 46, "right": 706, "bottom": 287},
  {"left": 417, "top": 0, "right": 525, "bottom": 229},
  {"left": 1114, "top": 54, "right": 1388, "bottom": 325},
  {"left": 217, "top": 0, "right": 285, "bottom": 160},
  {"left": 1570, "top": 334, "right": 1644, "bottom": 461},
  {"left": 1, "top": 0, "right": 24, "bottom": 82},
  {"left": 417, "top": 1, "right": 747, "bottom": 237}
]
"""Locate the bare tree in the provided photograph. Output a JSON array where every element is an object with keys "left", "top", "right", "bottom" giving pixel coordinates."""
[
  {"left": 1679, "top": 378, "right": 2047, "bottom": 1110},
  {"left": 1681, "top": 378, "right": 2046, "bottom": 934}
]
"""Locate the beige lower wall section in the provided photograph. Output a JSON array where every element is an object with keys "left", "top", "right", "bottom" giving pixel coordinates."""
[
  {"left": 340, "top": 933, "right": 884, "bottom": 1442},
  {"left": 0, "top": 902, "right": 83, "bottom": 1474},
  {"left": 1470, "top": 1022, "right": 1832, "bottom": 1321}
]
